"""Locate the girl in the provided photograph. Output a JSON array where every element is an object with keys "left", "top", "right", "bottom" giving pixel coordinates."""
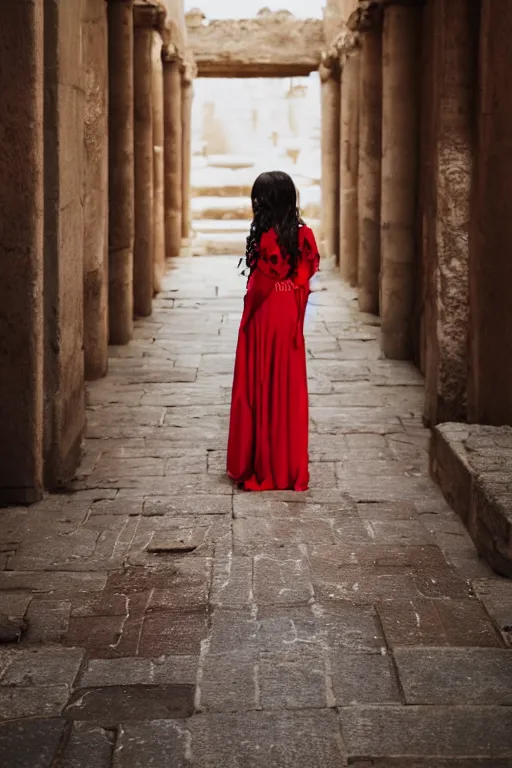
[{"left": 227, "top": 170, "right": 320, "bottom": 492}]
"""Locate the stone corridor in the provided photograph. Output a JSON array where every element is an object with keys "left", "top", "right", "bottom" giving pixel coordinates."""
[{"left": 1, "top": 257, "right": 512, "bottom": 767}]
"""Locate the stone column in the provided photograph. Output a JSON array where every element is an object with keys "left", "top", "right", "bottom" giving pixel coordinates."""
[
  {"left": 319, "top": 59, "right": 341, "bottom": 265},
  {"left": 181, "top": 58, "right": 196, "bottom": 243},
  {"left": 83, "top": 0, "right": 109, "bottom": 380},
  {"left": 152, "top": 33, "right": 166, "bottom": 294},
  {"left": 0, "top": 2, "right": 44, "bottom": 505},
  {"left": 355, "top": 7, "right": 383, "bottom": 314},
  {"left": 380, "top": 1, "right": 422, "bottom": 359},
  {"left": 468, "top": 0, "right": 512, "bottom": 425},
  {"left": 423, "top": 0, "right": 477, "bottom": 425},
  {"left": 43, "top": 0, "right": 86, "bottom": 489},
  {"left": 163, "top": 44, "right": 183, "bottom": 259},
  {"left": 339, "top": 33, "right": 361, "bottom": 285},
  {"left": 133, "top": 2, "right": 163, "bottom": 317},
  {"left": 108, "top": 0, "right": 134, "bottom": 344}
]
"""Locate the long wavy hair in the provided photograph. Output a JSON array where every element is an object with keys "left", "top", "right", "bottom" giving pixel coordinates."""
[{"left": 241, "top": 171, "right": 303, "bottom": 278}]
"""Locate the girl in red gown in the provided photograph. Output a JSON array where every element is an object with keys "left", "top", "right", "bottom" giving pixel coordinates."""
[{"left": 227, "top": 171, "right": 320, "bottom": 492}]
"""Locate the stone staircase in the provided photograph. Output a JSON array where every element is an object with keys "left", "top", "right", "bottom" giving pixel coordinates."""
[{"left": 191, "top": 154, "right": 322, "bottom": 257}]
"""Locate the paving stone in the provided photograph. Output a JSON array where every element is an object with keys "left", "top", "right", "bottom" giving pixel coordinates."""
[
  {"left": 79, "top": 656, "right": 198, "bottom": 688},
  {"left": 0, "top": 571, "right": 106, "bottom": 594},
  {"left": 64, "top": 685, "right": 194, "bottom": 726},
  {"left": 233, "top": 494, "right": 356, "bottom": 519},
  {"left": 113, "top": 720, "right": 191, "bottom": 767},
  {"left": 394, "top": 647, "right": 512, "bottom": 704},
  {"left": 316, "top": 601, "right": 385, "bottom": 653},
  {"left": 200, "top": 651, "right": 257, "bottom": 712},
  {"left": 60, "top": 722, "right": 115, "bottom": 768},
  {"left": 0, "top": 718, "right": 65, "bottom": 768},
  {"left": 472, "top": 578, "right": 512, "bottom": 635},
  {"left": 253, "top": 547, "right": 314, "bottom": 606},
  {"left": 259, "top": 650, "right": 329, "bottom": 709},
  {"left": 25, "top": 599, "right": 71, "bottom": 642},
  {"left": 0, "top": 615, "right": 26, "bottom": 643},
  {"left": 312, "top": 563, "right": 418, "bottom": 604},
  {"left": 139, "top": 610, "right": 209, "bottom": 656},
  {"left": 331, "top": 652, "right": 401, "bottom": 705},
  {"left": 0, "top": 685, "right": 69, "bottom": 720},
  {"left": 340, "top": 705, "right": 512, "bottom": 759},
  {"left": 0, "top": 647, "right": 83, "bottom": 686},
  {"left": 234, "top": 517, "right": 336, "bottom": 552},
  {"left": 210, "top": 555, "right": 253, "bottom": 609},
  {"left": 0, "top": 593, "right": 32, "bottom": 618},
  {"left": 348, "top": 760, "right": 512, "bottom": 767},
  {"left": 190, "top": 710, "right": 345, "bottom": 767},
  {"left": 143, "top": 495, "right": 232, "bottom": 517},
  {"left": 377, "top": 598, "right": 503, "bottom": 648},
  {"left": 147, "top": 558, "right": 211, "bottom": 612}
]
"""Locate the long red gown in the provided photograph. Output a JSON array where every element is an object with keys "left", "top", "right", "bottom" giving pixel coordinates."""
[{"left": 227, "top": 224, "right": 320, "bottom": 491}]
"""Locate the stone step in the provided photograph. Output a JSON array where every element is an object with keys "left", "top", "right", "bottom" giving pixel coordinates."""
[
  {"left": 192, "top": 197, "right": 252, "bottom": 221},
  {"left": 192, "top": 220, "right": 322, "bottom": 257},
  {"left": 192, "top": 193, "right": 321, "bottom": 222},
  {"left": 206, "top": 154, "right": 256, "bottom": 170},
  {"left": 192, "top": 185, "right": 253, "bottom": 198},
  {"left": 193, "top": 219, "right": 250, "bottom": 235}
]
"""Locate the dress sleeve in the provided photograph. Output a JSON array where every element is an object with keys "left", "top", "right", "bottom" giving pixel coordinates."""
[
  {"left": 301, "top": 226, "right": 320, "bottom": 279},
  {"left": 257, "top": 229, "right": 290, "bottom": 281}
]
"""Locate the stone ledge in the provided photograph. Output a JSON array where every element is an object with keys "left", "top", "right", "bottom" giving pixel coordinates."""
[{"left": 430, "top": 423, "right": 512, "bottom": 577}]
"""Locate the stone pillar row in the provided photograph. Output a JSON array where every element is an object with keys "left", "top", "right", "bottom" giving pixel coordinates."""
[
  {"left": 0, "top": 0, "right": 195, "bottom": 504},
  {"left": 321, "top": 0, "right": 422, "bottom": 359}
]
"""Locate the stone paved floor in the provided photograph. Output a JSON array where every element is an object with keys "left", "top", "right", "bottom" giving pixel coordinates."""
[{"left": 1, "top": 258, "right": 512, "bottom": 767}]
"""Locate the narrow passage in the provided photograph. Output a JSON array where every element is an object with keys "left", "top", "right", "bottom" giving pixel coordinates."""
[{"left": 0, "top": 257, "right": 511, "bottom": 766}]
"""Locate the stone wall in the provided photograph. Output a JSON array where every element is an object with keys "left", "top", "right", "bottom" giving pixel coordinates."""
[{"left": 187, "top": 11, "right": 324, "bottom": 77}]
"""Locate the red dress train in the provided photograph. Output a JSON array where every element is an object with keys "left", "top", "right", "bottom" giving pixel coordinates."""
[{"left": 227, "top": 225, "right": 320, "bottom": 491}]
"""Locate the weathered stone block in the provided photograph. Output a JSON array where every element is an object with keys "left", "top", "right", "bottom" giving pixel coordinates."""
[
  {"left": 79, "top": 656, "right": 198, "bottom": 688},
  {"left": 340, "top": 705, "right": 512, "bottom": 759},
  {"left": 189, "top": 710, "right": 346, "bottom": 767},
  {"left": 0, "top": 719, "right": 65, "bottom": 768},
  {"left": 64, "top": 685, "right": 194, "bottom": 726},
  {"left": 395, "top": 647, "right": 512, "bottom": 704},
  {"left": 331, "top": 652, "right": 401, "bottom": 705},
  {"left": 113, "top": 720, "right": 191, "bottom": 768},
  {"left": 200, "top": 651, "right": 257, "bottom": 712},
  {"left": 139, "top": 610, "right": 209, "bottom": 656},
  {"left": 431, "top": 423, "right": 512, "bottom": 576},
  {"left": 0, "top": 647, "right": 83, "bottom": 687},
  {"left": 60, "top": 722, "right": 114, "bottom": 768},
  {"left": 259, "top": 650, "right": 329, "bottom": 710}
]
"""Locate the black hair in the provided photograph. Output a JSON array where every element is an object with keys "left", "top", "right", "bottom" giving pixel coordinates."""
[{"left": 241, "top": 170, "right": 303, "bottom": 278}]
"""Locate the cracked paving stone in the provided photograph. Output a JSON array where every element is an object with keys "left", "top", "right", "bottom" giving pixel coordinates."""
[
  {"left": 60, "top": 722, "right": 115, "bottom": 768},
  {"left": 143, "top": 495, "right": 232, "bottom": 516},
  {"left": 0, "top": 685, "right": 70, "bottom": 720},
  {"left": 394, "top": 648, "right": 512, "bottom": 705},
  {"left": 64, "top": 685, "right": 195, "bottom": 727},
  {"left": 253, "top": 547, "right": 314, "bottom": 606},
  {"left": 340, "top": 705, "right": 512, "bottom": 759},
  {"left": 0, "top": 718, "right": 65, "bottom": 768},
  {"left": 113, "top": 720, "right": 192, "bottom": 768},
  {"left": 78, "top": 656, "right": 199, "bottom": 688},
  {"left": 259, "top": 650, "right": 329, "bottom": 710},
  {"left": 210, "top": 555, "right": 253, "bottom": 609},
  {"left": 189, "top": 710, "right": 346, "bottom": 767},
  {"left": 377, "top": 598, "right": 503, "bottom": 648},
  {"left": 139, "top": 610, "right": 209, "bottom": 656}
]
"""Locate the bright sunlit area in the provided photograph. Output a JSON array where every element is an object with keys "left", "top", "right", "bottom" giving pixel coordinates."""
[
  {"left": 190, "top": 76, "right": 321, "bottom": 256},
  {"left": 184, "top": 0, "right": 325, "bottom": 20}
]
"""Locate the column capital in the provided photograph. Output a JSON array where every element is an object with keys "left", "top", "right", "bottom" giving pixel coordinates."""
[
  {"left": 348, "top": 2, "right": 383, "bottom": 33},
  {"left": 162, "top": 42, "right": 182, "bottom": 65},
  {"left": 133, "top": 0, "right": 166, "bottom": 30},
  {"left": 319, "top": 56, "right": 340, "bottom": 82},
  {"left": 181, "top": 54, "right": 198, "bottom": 85},
  {"left": 327, "top": 25, "right": 360, "bottom": 65},
  {"left": 370, "top": 0, "right": 425, "bottom": 7}
]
